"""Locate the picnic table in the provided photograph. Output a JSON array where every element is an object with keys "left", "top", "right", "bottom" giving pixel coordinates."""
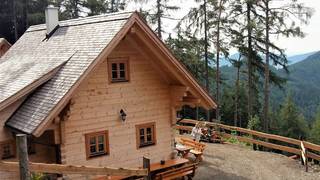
[
  {"left": 175, "top": 144, "right": 192, "bottom": 158},
  {"left": 150, "top": 158, "right": 189, "bottom": 172},
  {"left": 96, "top": 158, "right": 189, "bottom": 180}
]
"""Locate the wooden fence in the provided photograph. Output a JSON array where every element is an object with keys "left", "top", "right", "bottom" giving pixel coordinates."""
[
  {"left": 175, "top": 119, "right": 320, "bottom": 162},
  {"left": 10, "top": 134, "right": 148, "bottom": 180},
  {"left": 0, "top": 161, "right": 148, "bottom": 176}
]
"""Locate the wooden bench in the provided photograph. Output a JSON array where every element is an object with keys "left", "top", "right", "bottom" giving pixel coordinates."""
[
  {"left": 180, "top": 137, "right": 206, "bottom": 162},
  {"left": 155, "top": 163, "right": 197, "bottom": 180}
]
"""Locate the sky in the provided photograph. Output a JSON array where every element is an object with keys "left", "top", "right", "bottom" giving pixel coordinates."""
[{"left": 127, "top": 0, "right": 320, "bottom": 56}]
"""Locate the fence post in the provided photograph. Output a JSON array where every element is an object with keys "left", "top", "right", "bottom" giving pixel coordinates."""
[
  {"left": 143, "top": 156, "right": 151, "bottom": 180},
  {"left": 16, "top": 134, "right": 30, "bottom": 180},
  {"left": 300, "top": 141, "right": 308, "bottom": 172}
]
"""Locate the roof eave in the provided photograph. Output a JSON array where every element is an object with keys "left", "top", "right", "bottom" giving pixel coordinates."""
[{"left": 0, "top": 62, "right": 67, "bottom": 112}]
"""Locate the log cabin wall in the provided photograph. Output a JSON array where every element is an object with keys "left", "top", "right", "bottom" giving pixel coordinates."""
[
  {"left": 60, "top": 38, "right": 174, "bottom": 172},
  {"left": 0, "top": 101, "right": 18, "bottom": 180}
]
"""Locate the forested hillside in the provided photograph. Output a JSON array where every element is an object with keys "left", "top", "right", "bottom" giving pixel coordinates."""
[
  {"left": 221, "top": 51, "right": 320, "bottom": 122},
  {"left": 272, "top": 51, "right": 320, "bottom": 120}
]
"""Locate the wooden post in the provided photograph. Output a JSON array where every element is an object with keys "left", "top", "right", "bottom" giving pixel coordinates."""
[
  {"left": 301, "top": 141, "right": 308, "bottom": 172},
  {"left": 143, "top": 157, "right": 151, "bottom": 180},
  {"left": 16, "top": 134, "right": 30, "bottom": 180}
]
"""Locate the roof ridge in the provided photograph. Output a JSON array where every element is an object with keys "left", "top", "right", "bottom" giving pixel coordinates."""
[{"left": 27, "top": 11, "right": 134, "bottom": 32}]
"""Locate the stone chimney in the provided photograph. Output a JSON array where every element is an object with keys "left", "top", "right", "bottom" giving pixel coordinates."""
[{"left": 45, "top": 5, "right": 59, "bottom": 35}]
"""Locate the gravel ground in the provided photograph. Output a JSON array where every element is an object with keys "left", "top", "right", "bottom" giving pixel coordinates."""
[{"left": 193, "top": 143, "right": 320, "bottom": 180}]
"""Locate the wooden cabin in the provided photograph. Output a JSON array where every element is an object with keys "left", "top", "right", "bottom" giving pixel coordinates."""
[
  {"left": 0, "top": 38, "right": 11, "bottom": 57},
  {"left": 0, "top": 7, "right": 216, "bottom": 180}
]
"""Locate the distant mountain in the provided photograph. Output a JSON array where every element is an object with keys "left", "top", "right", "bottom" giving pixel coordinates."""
[
  {"left": 220, "top": 51, "right": 317, "bottom": 67},
  {"left": 286, "top": 51, "right": 317, "bottom": 65},
  {"left": 221, "top": 51, "right": 320, "bottom": 121}
]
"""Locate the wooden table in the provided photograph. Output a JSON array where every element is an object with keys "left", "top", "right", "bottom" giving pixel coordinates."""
[
  {"left": 175, "top": 144, "right": 192, "bottom": 158},
  {"left": 95, "top": 158, "right": 189, "bottom": 180},
  {"left": 150, "top": 158, "right": 189, "bottom": 172}
]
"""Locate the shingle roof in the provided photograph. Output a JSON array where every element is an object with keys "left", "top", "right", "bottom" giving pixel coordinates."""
[{"left": 5, "top": 12, "right": 132, "bottom": 134}]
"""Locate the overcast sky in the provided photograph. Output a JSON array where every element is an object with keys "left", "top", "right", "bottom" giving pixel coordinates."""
[{"left": 127, "top": 0, "right": 319, "bottom": 56}]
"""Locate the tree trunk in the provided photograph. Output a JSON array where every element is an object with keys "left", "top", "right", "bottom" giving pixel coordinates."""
[
  {"left": 215, "top": 0, "right": 223, "bottom": 122},
  {"left": 12, "top": 0, "right": 18, "bottom": 41},
  {"left": 111, "top": 0, "right": 115, "bottom": 12},
  {"left": 156, "top": 0, "right": 162, "bottom": 39},
  {"left": 204, "top": 0, "right": 209, "bottom": 92},
  {"left": 263, "top": 0, "right": 270, "bottom": 132},
  {"left": 74, "top": 0, "right": 79, "bottom": 18},
  {"left": 246, "top": 2, "right": 253, "bottom": 119},
  {"left": 203, "top": 0, "right": 211, "bottom": 121},
  {"left": 234, "top": 60, "right": 240, "bottom": 127},
  {"left": 24, "top": 0, "right": 28, "bottom": 30}
]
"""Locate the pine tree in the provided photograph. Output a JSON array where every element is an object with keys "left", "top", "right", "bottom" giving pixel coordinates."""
[
  {"left": 165, "top": 30, "right": 214, "bottom": 86},
  {"left": 137, "top": 0, "right": 179, "bottom": 39},
  {"left": 278, "top": 94, "right": 308, "bottom": 139},
  {"left": 257, "top": 0, "right": 313, "bottom": 133},
  {"left": 309, "top": 106, "right": 320, "bottom": 145},
  {"left": 230, "top": 55, "right": 243, "bottom": 127}
]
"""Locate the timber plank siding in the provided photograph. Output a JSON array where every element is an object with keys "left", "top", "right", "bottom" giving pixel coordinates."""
[{"left": 60, "top": 39, "right": 173, "bottom": 179}]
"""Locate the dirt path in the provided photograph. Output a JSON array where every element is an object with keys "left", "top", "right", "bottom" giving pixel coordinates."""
[{"left": 193, "top": 143, "right": 320, "bottom": 180}]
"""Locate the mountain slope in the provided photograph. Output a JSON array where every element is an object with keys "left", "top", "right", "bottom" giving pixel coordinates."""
[
  {"left": 272, "top": 51, "right": 320, "bottom": 120},
  {"left": 221, "top": 51, "right": 320, "bottom": 121}
]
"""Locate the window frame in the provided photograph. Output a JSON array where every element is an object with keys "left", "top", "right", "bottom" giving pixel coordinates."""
[
  {"left": 85, "top": 130, "right": 109, "bottom": 159},
  {"left": 108, "top": 58, "right": 130, "bottom": 83},
  {"left": 0, "top": 140, "right": 16, "bottom": 159},
  {"left": 136, "top": 122, "right": 156, "bottom": 149}
]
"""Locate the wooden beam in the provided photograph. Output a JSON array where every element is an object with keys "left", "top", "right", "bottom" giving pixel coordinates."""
[
  {"left": 16, "top": 134, "right": 30, "bottom": 180},
  {"left": 221, "top": 133, "right": 301, "bottom": 155},
  {"left": 303, "top": 141, "right": 320, "bottom": 152},
  {"left": 182, "top": 97, "right": 201, "bottom": 104},
  {"left": 0, "top": 161, "right": 148, "bottom": 176}
]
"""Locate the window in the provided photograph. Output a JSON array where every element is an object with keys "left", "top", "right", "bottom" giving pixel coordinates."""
[
  {"left": 85, "top": 131, "right": 109, "bottom": 158},
  {"left": 0, "top": 140, "right": 15, "bottom": 159},
  {"left": 108, "top": 58, "right": 129, "bottom": 83},
  {"left": 136, "top": 122, "right": 156, "bottom": 148}
]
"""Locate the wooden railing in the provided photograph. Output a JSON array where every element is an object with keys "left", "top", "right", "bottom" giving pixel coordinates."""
[
  {"left": 0, "top": 161, "right": 148, "bottom": 176},
  {"left": 11, "top": 134, "right": 149, "bottom": 179},
  {"left": 175, "top": 119, "right": 320, "bottom": 161}
]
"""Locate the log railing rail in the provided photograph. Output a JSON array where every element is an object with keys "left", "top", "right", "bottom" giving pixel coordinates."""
[
  {"left": 0, "top": 161, "right": 148, "bottom": 176},
  {"left": 12, "top": 134, "right": 148, "bottom": 179},
  {"left": 175, "top": 119, "right": 320, "bottom": 161}
]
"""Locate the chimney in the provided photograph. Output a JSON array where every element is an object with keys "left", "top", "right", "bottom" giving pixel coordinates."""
[{"left": 45, "top": 5, "right": 59, "bottom": 35}]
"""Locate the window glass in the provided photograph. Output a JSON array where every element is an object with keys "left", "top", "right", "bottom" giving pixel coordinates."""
[
  {"left": 119, "top": 63, "right": 125, "bottom": 70},
  {"left": 0, "top": 142, "right": 14, "bottom": 159},
  {"left": 98, "top": 144, "right": 104, "bottom": 152},
  {"left": 119, "top": 70, "right": 125, "bottom": 78},
  {"left": 3, "top": 145, "right": 11, "bottom": 157},
  {"left": 90, "top": 137, "right": 96, "bottom": 145},
  {"left": 112, "top": 63, "right": 117, "bottom": 71},
  {"left": 90, "top": 145, "right": 96, "bottom": 153},
  {"left": 140, "top": 128, "right": 144, "bottom": 135}
]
